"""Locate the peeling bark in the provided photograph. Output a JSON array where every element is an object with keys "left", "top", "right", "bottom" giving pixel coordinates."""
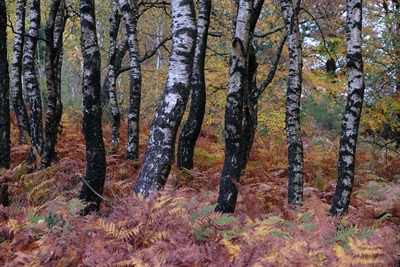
[
  {"left": 330, "top": 0, "right": 364, "bottom": 217},
  {"left": 215, "top": 0, "right": 253, "bottom": 213},
  {"left": 119, "top": 0, "right": 142, "bottom": 160},
  {"left": 78, "top": 0, "right": 106, "bottom": 214},
  {"left": 280, "top": 0, "right": 304, "bottom": 205},
  {"left": 24, "top": 0, "right": 43, "bottom": 163},
  {"left": 11, "top": 0, "right": 30, "bottom": 144},
  {"left": 177, "top": 0, "right": 211, "bottom": 170},
  {"left": 134, "top": 0, "right": 197, "bottom": 197},
  {"left": 41, "top": 0, "right": 66, "bottom": 169},
  {"left": 0, "top": 0, "right": 10, "bottom": 206}
]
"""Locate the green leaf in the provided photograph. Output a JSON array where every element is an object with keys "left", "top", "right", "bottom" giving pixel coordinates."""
[
  {"left": 262, "top": 216, "right": 282, "bottom": 225},
  {"left": 214, "top": 214, "right": 236, "bottom": 226}
]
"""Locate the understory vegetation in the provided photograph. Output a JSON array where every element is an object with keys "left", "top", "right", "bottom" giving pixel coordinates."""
[{"left": 0, "top": 108, "right": 399, "bottom": 266}]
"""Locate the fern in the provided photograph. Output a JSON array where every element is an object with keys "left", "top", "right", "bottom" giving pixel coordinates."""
[
  {"left": 194, "top": 225, "right": 212, "bottom": 241},
  {"left": 213, "top": 214, "right": 236, "bottom": 226}
]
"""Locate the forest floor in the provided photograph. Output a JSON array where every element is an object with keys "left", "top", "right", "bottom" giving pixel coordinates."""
[{"left": 1, "top": 108, "right": 399, "bottom": 266}]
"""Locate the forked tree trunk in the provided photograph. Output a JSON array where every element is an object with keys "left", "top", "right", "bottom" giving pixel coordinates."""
[
  {"left": 100, "top": 35, "right": 128, "bottom": 107},
  {"left": 11, "top": 0, "right": 30, "bottom": 144},
  {"left": 134, "top": 0, "right": 197, "bottom": 197},
  {"left": 330, "top": 0, "right": 365, "bottom": 216},
  {"left": 24, "top": 0, "right": 43, "bottom": 163},
  {"left": 280, "top": 0, "right": 304, "bottom": 206},
  {"left": 241, "top": 0, "right": 264, "bottom": 171},
  {"left": 107, "top": 0, "right": 121, "bottom": 151},
  {"left": 177, "top": 0, "right": 211, "bottom": 171},
  {"left": 0, "top": 0, "right": 10, "bottom": 206},
  {"left": 41, "top": 0, "right": 65, "bottom": 169},
  {"left": 78, "top": 0, "right": 106, "bottom": 215},
  {"left": 119, "top": 0, "right": 142, "bottom": 160},
  {"left": 243, "top": 32, "right": 287, "bottom": 171},
  {"left": 215, "top": 0, "right": 253, "bottom": 213}
]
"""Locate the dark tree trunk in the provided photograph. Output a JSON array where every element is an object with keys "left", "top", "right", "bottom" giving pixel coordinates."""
[
  {"left": 41, "top": 0, "right": 65, "bottom": 169},
  {"left": 330, "top": 0, "right": 365, "bottom": 217},
  {"left": 11, "top": 0, "right": 30, "bottom": 144},
  {"left": 78, "top": 0, "right": 106, "bottom": 215},
  {"left": 134, "top": 0, "right": 197, "bottom": 197},
  {"left": 177, "top": 0, "right": 211, "bottom": 170},
  {"left": 119, "top": 0, "right": 142, "bottom": 160},
  {"left": 24, "top": 0, "right": 43, "bottom": 163},
  {"left": 241, "top": 0, "right": 264, "bottom": 171},
  {"left": 280, "top": 0, "right": 304, "bottom": 206},
  {"left": 242, "top": 46, "right": 258, "bottom": 172},
  {"left": 0, "top": 0, "right": 10, "bottom": 206},
  {"left": 243, "top": 33, "right": 287, "bottom": 171},
  {"left": 215, "top": 0, "right": 253, "bottom": 213},
  {"left": 107, "top": 0, "right": 121, "bottom": 152}
]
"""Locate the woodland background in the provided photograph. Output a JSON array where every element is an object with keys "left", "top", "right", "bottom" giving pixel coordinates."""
[{"left": 0, "top": 0, "right": 399, "bottom": 265}]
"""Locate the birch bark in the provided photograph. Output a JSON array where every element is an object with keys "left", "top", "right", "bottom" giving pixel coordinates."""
[
  {"left": 330, "top": 0, "right": 365, "bottom": 216},
  {"left": 78, "top": 0, "right": 106, "bottom": 214},
  {"left": 24, "top": 0, "right": 43, "bottom": 163},
  {"left": 177, "top": 0, "right": 211, "bottom": 171},
  {"left": 119, "top": 0, "right": 142, "bottom": 160},
  {"left": 41, "top": 0, "right": 65, "bottom": 169},
  {"left": 11, "top": 0, "right": 30, "bottom": 143},
  {"left": 215, "top": 0, "right": 253, "bottom": 213},
  {"left": 134, "top": 0, "right": 197, "bottom": 197},
  {"left": 107, "top": 0, "right": 121, "bottom": 151},
  {"left": 280, "top": 0, "right": 304, "bottom": 205}
]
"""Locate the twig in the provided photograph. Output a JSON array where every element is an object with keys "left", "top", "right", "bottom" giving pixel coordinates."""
[{"left": 80, "top": 176, "right": 114, "bottom": 208}]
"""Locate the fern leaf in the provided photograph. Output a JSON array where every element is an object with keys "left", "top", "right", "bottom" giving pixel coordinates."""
[
  {"left": 100, "top": 219, "right": 119, "bottom": 238},
  {"left": 220, "top": 239, "right": 242, "bottom": 261},
  {"left": 119, "top": 224, "right": 142, "bottom": 242}
]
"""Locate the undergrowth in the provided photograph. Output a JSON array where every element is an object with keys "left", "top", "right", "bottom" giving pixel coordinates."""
[{"left": 0, "top": 109, "right": 399, "bottom": 266}]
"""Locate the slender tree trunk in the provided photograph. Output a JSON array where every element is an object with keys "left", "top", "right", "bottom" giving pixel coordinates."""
[
  {"left": 280, "top": 0, "right": 304, "bottom": 206},
  {"left": 107, "top": 0, "right": 121, "bottom": 152},
  {"left": 134, "top": 0, "right": 197, "bottom": 197},
  {"left": 11, "top": 0, "right": 30, "bottom": 144},
  {"left": 100, "top": 35, "right": 128, "bottom": 107},
  {"left": 119, "top": 0, "right": 142, "bottom": 160},
  {"left": 241, "top": 0, "right": 264, "bottom": 171},
  {"left": 215, "top": 0, "right": 253, "bottom": 213},
  {"left": 243, "top": 33, "right": 287, "bottom": 171},
  {"left": 54, "top": 8, "right": 64, "bottom": 132},
  {"left": 0, "top": 0, "right": 10, "bottom": 206},
  {"left": 24, "top": 0, "right": 43, "bottom": 163},
  {"left": 41, "top": 0, "right": 65, "bottom": 169},
  {"left": 177, "top": 0, "right": 211, "bottom": 171},
  {"left": 78, "top": 0, "right": 106, "bottom": 215},
  {"left": 330, "top": 0, "right": 364, "bottom": 216}
]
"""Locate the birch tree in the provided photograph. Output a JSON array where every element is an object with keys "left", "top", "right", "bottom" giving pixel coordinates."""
[
  {"left": 177, "top": 0, "right": 211, "bottom": 171},
  {"left": 215, "top": 0, "right": 253, "bottom": 213},
  {"left": 11, "top": 0, "right": 30, "bottom": 144},
  {"left": 119, "top": 0, "right": 142, "bottom": 160},
  {"left": 280, "top": 0, "right": 304, "bottom": 206},
  {"left": 106, "top": 0, "right": 121, "bottom": 151},
  {"left": 330, "top": 0, "right": 365, "bottom": 216},
  {"left": 24, "top": 0, "right": 43, "bottom": 163},
  {"left": 41, "top": 0, "right": 66, "bottom": 169},
  {"left": 134, "top": 0, "right": 197, "bottom": 197},
  {"left": 78, "top": 0, "right": 106, "bottom": 214},
  {"left": 0, "top": 0, "right": 10, "bottom": 206}
]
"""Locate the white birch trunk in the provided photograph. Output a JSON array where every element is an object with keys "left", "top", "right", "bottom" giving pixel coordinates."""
[
  {"left": 330, "top": 0, "right": 365, "bottom": 216},
  {"left": 134, "top": 0, "right": 197, "bottom": 197}
]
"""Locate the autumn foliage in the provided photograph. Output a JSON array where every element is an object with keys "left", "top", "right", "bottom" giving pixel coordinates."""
[{"left": 0, "top": 108, "right": 399, "bottom": 266}]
